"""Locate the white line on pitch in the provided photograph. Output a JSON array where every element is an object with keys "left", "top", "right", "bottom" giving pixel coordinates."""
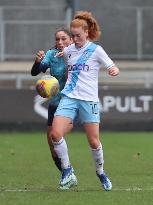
[{"left": 1, "top": 187, "right": 153, "bottom": 192}]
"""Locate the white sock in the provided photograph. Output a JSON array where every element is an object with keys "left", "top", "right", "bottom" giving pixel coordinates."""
[
  {"left": 91, "top": 143, "right": 104, "bottom": 175},
  {"left": 52, "top": 137, "right": 70, "bottom": 169}
]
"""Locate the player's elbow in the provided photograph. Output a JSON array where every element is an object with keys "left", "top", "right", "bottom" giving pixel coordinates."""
[
  {"left": 31, "top": 63, "right": 41, "bottom": 76},
  {"left": 31, "top": 70, "right": 35, "bottom": 76}
]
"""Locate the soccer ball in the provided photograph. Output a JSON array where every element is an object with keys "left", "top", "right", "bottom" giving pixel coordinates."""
[{"left": 36, "top": 75, "right": 59, "bottom": 98}]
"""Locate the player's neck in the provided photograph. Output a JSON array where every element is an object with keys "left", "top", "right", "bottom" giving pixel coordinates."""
[{"left": 75, "top": 40, "right": 89, "bottom": 50}]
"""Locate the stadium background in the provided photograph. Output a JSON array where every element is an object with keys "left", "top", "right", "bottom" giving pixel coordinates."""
[
  {"left": 0, "top": 0, "right": 153, "bottom": 131},
  {"left": 0, "top": 1, "right": 153, "bottom": 205}
]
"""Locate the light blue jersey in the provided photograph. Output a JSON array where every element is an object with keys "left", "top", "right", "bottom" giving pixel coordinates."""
[{"left": 39, "top": 48, "right": 66, "bottom": 105}]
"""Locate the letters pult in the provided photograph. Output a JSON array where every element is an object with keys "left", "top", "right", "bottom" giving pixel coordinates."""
[{"left": 0, "top": 89, "right": 153, "bottom": 131}]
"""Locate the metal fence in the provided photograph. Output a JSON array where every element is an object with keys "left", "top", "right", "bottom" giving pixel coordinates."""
[
  {"left": 115, "top": 6, "right": 153, "bottom": 60},
  {"left": 0, "top": 6, "right": 72, "bottom": 61},
  {"left": 0, "top": 6, "right": 153, "bottom": 60},
  {"left": 0, "top": 71, "right": 153, "bottom": 90}
]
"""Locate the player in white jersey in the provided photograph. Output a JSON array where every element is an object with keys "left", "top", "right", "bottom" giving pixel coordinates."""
[
  {"left": 50, "top": 11, "right": 119, "bottom": 190},
  {"left": 62, "top": 41, "right": 114, "bottom": 101}
]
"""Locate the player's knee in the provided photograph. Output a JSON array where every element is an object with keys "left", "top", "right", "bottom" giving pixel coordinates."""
[
  {"left": 49, "top": 128, "right": 61, "bottom": 142},
  {"left": 89, "top": 137, "right": 100, "bottom": 149}
]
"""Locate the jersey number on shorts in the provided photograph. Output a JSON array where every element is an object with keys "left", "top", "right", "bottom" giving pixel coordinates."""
[{"left": 90, "top": 103, "right": 98, "bottom": 114}]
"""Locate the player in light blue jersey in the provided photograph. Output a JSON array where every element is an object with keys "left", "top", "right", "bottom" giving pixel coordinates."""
[
  {"left": 50, "top": 11, "right": 119, "bottom": 190},
  {"left": 31, "top": 28, "right": 72, "bottom": 171}
]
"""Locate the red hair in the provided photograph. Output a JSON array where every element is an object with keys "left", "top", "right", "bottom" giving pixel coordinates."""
[{"left": 70, "top": 11, "right": 101, "bottom": 41}]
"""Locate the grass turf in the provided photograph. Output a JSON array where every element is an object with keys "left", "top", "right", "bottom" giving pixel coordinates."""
[{"left": 0, "top": 131, "right": 153, "bottom": 205}]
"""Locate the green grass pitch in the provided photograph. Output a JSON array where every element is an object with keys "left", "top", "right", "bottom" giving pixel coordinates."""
[{"left": 0, "top": 131, "right": 153, "bottom": 205}]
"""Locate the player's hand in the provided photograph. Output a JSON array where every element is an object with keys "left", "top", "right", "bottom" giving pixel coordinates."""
[
  {"left": 108, "top": 66, "right": 119, "bottom": 76},
  {"left": 35, "top": 50, "right": 45, "bottom": 63},
  {"left": 54, "top": 51, "right": 64, "bottom": 57}
]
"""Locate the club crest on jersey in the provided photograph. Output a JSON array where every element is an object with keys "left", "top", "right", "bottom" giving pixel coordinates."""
[
  {"left": 68, "top": 51, "right": 78, "bottom": 58},
  {"left": 82, "top": 50, "right": 91, "bottom": 60}
]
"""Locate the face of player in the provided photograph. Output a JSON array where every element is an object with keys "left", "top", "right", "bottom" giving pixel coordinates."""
[
  {"left": 55, "top": 31, "right": 72, "bottom": 51},
  {"left": 70, "top": 26, "right": 88, "bottom": 48}
]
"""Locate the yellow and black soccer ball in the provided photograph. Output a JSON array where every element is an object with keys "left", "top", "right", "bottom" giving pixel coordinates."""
[{"left": 36, "top": 75, "right": 59, "bottom": 99}]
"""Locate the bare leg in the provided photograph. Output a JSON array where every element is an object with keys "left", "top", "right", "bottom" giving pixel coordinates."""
[{"left": 83, "top": 123, "right": 100, "bottom": 149}]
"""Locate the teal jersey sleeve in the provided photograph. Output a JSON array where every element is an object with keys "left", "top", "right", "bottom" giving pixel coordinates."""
[{"left": 40, "top": 50, "right": 54, "bottom": 72}]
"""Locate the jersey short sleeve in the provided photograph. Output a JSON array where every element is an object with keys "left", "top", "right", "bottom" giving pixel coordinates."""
[{"left": 95, "top": 46, "right": 114, "bottom": 69}]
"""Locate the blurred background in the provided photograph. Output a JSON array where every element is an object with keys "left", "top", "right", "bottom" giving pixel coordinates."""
[{"left": 0, "top": 0, "right": 153, "bottom": 131}]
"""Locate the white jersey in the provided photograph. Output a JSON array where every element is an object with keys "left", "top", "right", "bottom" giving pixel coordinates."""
[{"left": 61, "top": 41, "right": 114, "bottom": 102}]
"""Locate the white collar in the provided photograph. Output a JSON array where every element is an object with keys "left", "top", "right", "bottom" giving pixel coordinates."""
[{"left": 75, "top": 40, "right": 90, "bottom": 50}]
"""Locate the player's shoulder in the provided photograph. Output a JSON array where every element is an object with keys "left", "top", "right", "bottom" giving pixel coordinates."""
[
  {"left": 89, "top": 42, "right": 101, "bottom": 49},
  {"left": 64, "top": 43, "right": 75, "bottom": 53},
  {"left": 45, "top": 48, "right": 58, "bottom": 57},
  {"left": 86, "top": 42, "right": 100, "bottom": 52},
  {"left": 93, "top": 43, "right": 106, "bottom": 54}
]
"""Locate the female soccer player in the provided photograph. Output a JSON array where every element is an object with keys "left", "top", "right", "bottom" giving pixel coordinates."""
[
  {"left": 31, "top": 28, "right": 72, "bottom": 171},
  {"left": 50, "top": 11, "right": 119, "bottom": 190}
]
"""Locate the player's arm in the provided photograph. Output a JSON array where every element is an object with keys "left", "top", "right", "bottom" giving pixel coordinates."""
[
  {"left": 54, "top": 51, "right": 64, "bottom": 57},
  {"left": 96, "top": 46, "right": 119, "bottom": 76},
  {"left": 108, "top": 65, "right": 119, "bottom": 76},
  {"left": 31, "top": 50, "right": 49, "bottom": 76}
]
